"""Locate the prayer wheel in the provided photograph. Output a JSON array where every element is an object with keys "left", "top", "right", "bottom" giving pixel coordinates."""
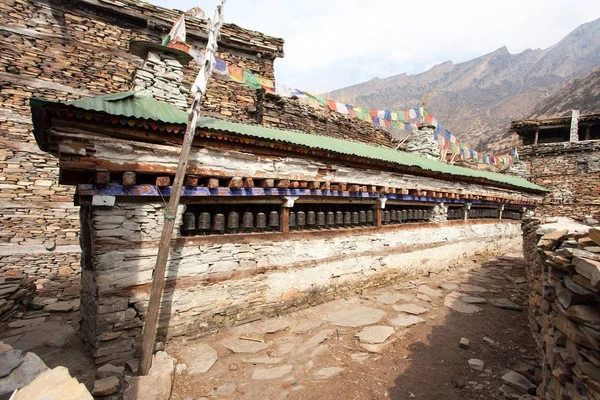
[
  {"left": 213, "top": 213, "right": 225, "bottom": 233},
  {"left": 296, "top": 211, "right": 306, "bottom": 228},
  {"left": 335, "top": 211, "right": 343, "bottom": 225},
  {"left": 289, "top": 211, "right": 296, "bottom": 229},
  {"left": 390, "top": 210, "right": 397, "bottom": 223},
  {"left": 351, "top": 211, "right": 359, "bottom": 225},
  {"left": 417, "top": 209, "right": 423, "bottom": 220},
  {"left": 307, "top": 211, "right": 316, "bottom": 227},
  {"left": 359, "top": 210, "right": 366, "bottom": 225},
  {"left": 269, "top": 210, "right": 279, "bottom": 229},
  {"left": 401, "top": 209, "right": 407, "bottom": 222},
  {"left": 227, "top": 211, "right": 239, "bottom": 233},
  {"left": 367, "top": 210, "right": 374, "bottom": 225},
  {"left": 327, "top": 211, "right": 335, "bottom": 226},
  {"left": 407, "top": 209, "right": 414, "bottom": 220},
  {"left": 242, "top": 212, "right": 253, "bottom": 231},
  {"left": 198, "top": 212, "right": 211, "bottom": 233},
  {"left": 182, "top": 211, "right": 196, "bottom": 233},
  {"left": 317, "top": 212, "right": 326, "bottom": 227},
  {"left": 256, "top": 212, "right": 267, "bottom": 231},
  {"left": 383, "top": 210, "right": 391, "bottom": 224},
  {"left": 343, "top": 211, "right": 351, "bottom": 226}
]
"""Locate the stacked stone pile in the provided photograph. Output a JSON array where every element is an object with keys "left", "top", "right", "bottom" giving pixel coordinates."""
[
  {"left": 404, "top": 126, "right": 441, "bottom": 160},
  {"left": 522, "top": 218, "right": 600, "bottom": 399},
  {"left": 0, "top": 275, "right": 36, "bottom": 326}
]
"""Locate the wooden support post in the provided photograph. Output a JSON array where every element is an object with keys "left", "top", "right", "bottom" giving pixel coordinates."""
[
  {"left": 281, "top": 206, "right": 290, "bottom": 233},
  {"left": 375, "top": 207, "right": 382, "bottom": 228},
  {"left": 585, "top": 127, "right": 591, "bottom": 141},
  {"left": 156, "top": 176, "right": 171, "bottom": 187},
  {"left": 534, "top": 128, "right": 539, "bottom": 145},
  {"left": 183, "top": 175, "right": 199, "bottom": 187},
  {"left": 123, "top": 171, "right": 136, "bottom": 186},
  {"left": 95, "top": 170, "right": 110, "bottom": 184}
]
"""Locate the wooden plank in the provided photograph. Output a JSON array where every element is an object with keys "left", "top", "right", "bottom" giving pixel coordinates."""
[
  {"left": 123, "top": 171, "right": 137, "bottom": 186},
  {"left": 281, "top": 206, "right": 290, "bottom": 234},
  {"left": 376, "top": 207, "right": 382, "bottom": 228}
]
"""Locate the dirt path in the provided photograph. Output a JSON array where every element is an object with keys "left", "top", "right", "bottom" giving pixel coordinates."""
[{"left": 169, "top": 249, "right": 539, "bottom": 400}]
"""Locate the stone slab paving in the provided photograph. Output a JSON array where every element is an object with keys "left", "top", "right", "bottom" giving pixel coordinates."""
[
  {"left": 355, "top": 325, "right": 395, "bottom": 344},
  {"left": 177, "top": 343, "right": 218, "bottom": 374},
  {"left": 393, "top": 303, "right": 430, "bottom": 315},
  {"left": 326, "top": 306, "right": 386, "bottom": 327},
  {"left": 388, "top": 315, "right": 426, "bottom": 328}
]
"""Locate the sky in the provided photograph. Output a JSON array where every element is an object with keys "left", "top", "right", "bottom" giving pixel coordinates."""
[{"left": 148, "top": 0, "right": 600, "bottom": 93}]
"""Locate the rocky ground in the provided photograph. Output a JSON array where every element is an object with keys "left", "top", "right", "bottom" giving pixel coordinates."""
[
  {"left": 167, "top": 249, "right": 540, "bottom": 400},
  {"left": 0, "top": 248, "right": 541, "bottom": 400}
]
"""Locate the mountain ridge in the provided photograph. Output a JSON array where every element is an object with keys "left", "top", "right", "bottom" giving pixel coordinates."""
[{"left": 323, "top": 17, "right": 600, "bottom": 152}]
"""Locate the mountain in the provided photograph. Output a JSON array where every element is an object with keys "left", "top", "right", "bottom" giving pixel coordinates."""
[
  {"left": 528, "top": 67, "right": 600, "bottom": 118},
  {"left": 323, "top": 18, "right": 600, "bottom": 153}
]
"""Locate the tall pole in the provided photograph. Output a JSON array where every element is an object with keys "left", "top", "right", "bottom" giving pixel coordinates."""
[{"left": 139, "top": 0, "right": 227, "bottom": 376}]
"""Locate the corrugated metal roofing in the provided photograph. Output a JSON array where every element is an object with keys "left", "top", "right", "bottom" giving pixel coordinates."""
[{"left": 31, "top": 92, "right": 546, "bottom": 192}]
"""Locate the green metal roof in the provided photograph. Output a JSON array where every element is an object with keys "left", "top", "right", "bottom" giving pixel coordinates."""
[{"left": 31, "top": 92, "right": 546, "bottom": 192}]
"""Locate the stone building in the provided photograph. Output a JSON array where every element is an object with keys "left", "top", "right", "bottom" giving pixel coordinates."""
[
  {"left": 0, "top": 0, "right": 389, "bottom": 300},
  {"left": 512, "top": 112, "right": 600, "bottom": 218}
]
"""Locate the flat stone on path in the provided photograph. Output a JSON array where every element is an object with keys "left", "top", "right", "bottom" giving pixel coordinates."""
[
  {"left": 388, "top": 315, "right": 425, "bottom": 328},
  {"left": 92, "top": 376, "right": 120, "bottom": 396},
  {"left": 0, "top": 352, "right": 48, "bottom": 396},
  {"left": 12, "top": 366, "right": 92, "bottom": 400},
  {"left": 222, "top": 338, "right": 268, "bottom": 354},
  {"left": 292, "top": 320, "right": 322, "bottom": 334},
  {"left": 444, "top": 292, "right": 482, "bottom": 314},
  {"left": 313, "top": 367, "right": 345, "bottom": 380},
  {"left": 440, "top": 283, "right": 460, "bottom": 291},
  {"left": 251, "top": 365, "right": 293, "bottom": 380},
  {"left": 468, "top": 358, "right": 485, "bottom": 371},
  {"left": 0, "top": 350, "right": 23, "bottom": 378},
  {"left": 375, "top": 294, "right": 401, "bottom": 305},
  {"left": 178, "top": 343, "right": 218, "bottom": 374},
  {"left": 393, "top": 304, "right": 429, "bottom": 315},
  {"left": 417, "top": 285, "right": 443, "bottom": 298},
  {"left": 326, "top": 306, "right": 386, "bottom": 327},
  {"left": 43, "top": 299, "right": 79, "bottom": 312},
  {"left": 460, "top": 296, "right": 487, "bottom": 304},
  {"left": 295, "top": 329, "right": 334, "bottom": 355},
  {"left": 242, "top": 357, "right": 282, "bottom": 365},
  {"left": 415, "top": 294, "right": 431, "bottom": 302},
  {"left": 490, "top": 298, "right": 522, "bottom": 311},
  {"left": 355, "top": 325, "right": 395, "bottom": 344},
  {"left": 396, "top": 293, "right": 416, "bottom": 302},
  {"left": 501, "top": 370, "right": 536, "bottom": 394},
  {"left": 460, "top": 284, "right": 488, "bottom": 293},
  {"left": 260, "top": 319, "right": 290, "bottom": 334}
]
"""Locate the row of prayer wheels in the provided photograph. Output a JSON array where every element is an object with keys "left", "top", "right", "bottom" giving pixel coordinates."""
[
  {"left": 503, "top": 211, "right": 522, "bottom": 220},
  {"left": 447, "top": 208, "right": 464, "bottom": 220},
  {"left": 468, "top": 208, "right": 499, "bottom": 219},
  {"left": 383, "top": 208, "right": 432, "bottom": 224},
  {"left": 290, "top": 210, "right": 375, "bottom": 230},
  {"left": 182, "top": 210, "right": 281, "bottom": 234}
]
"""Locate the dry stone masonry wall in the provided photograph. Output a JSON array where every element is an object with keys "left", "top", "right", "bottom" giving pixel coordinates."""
[{"left": 522, "top": 217, "right": 600, "bottom": 399}]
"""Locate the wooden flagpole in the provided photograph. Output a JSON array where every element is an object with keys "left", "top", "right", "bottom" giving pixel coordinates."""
[{"left": 138, "top": 0, "right": 227, "bottom": 376}]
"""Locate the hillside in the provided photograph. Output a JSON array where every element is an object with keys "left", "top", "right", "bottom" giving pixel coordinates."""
[{"left": 323, "top": 18, "right": 600, "bottom": 152}]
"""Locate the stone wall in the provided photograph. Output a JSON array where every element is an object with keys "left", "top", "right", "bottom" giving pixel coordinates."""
[
  {"left": 519, "top": 141, "right": 600, "bottom": 218},
  {"left": 79, "top": 199, "right": 523, "bottom": 365},
  {"left": 522, "top": 218, "right": 600, "bottom": 399}
]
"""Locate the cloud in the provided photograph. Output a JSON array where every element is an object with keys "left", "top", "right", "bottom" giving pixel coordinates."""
[{"left": 148, "top": 0, "right": 600, "bottom": 92}]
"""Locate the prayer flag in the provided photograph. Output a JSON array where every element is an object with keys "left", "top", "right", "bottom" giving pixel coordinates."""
[
  {"left": 228, "top": 64, "right": 244, "bottom": 82},
  {"left": 243, "top": 70, "right": 261, "bottom": 89},
  {"left": 326, "top": 100, "right": 337, "bottom": 112},
  {"left": 391, "top": 111, "right": 398, "bottom": 121},
  {"left": 214, "top": 58, "right": 228, "bottom": 75},
  {"left": 335, "top": 102, "right": 349, "bottom": 114}
]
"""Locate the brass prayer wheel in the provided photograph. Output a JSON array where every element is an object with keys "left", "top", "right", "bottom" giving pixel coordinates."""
[
  {"left": 296, "top": 211, "right": 306, "bottom": 228},
  {"left": 256, "top": 212, "right": 267, "bottom": 230},
  {"left": 242, "top": 211, "right": 253, "bottom": 231},
  {"left": 182, "top": 212, "right": 196, "bottom": 233},
  {"left": 335, "top": 211, "right": 343, "bottom": 225},
  {"left": 213, "top": 213, "right": 225, "bottom": 233},
  {"left": 359, "top": 210, "right": 366, "bottom": 225},
  {"left": 327, "top": 211, "right": 335, "bottom": 226},
  {"left": 227, "top": 211, "right": 239, "bottom": 233},
  {"left": 198, "top": 212, "right": 211, "bottom": 232},
  {"left": 343, "top": 211, "right": 351, "bottom": 226},
  {"left": 269, "top": 210, "right": 279, "bottom": 229},
  {"left": 307, "top": 211, "right": 316, "bottom": 226},
  {"left": 367, "top": 210, "right": 374, "bottom": 224}
]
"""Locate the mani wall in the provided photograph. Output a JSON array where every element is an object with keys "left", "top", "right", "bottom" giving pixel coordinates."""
[
  {"left": 518, "top": 141, "right": 600, "bottom": 219},
  {"left": 0, "top": 0, "right": 391, "bottom": 298}
]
